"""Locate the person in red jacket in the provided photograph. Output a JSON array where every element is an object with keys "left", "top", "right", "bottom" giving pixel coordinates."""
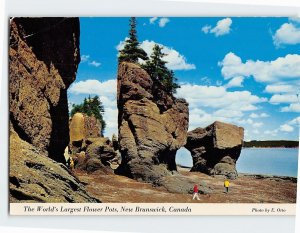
[{"left": 192, "top": 184, "right": 200, "bottom": 200}]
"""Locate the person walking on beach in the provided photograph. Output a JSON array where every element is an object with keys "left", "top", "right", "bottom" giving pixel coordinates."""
[
  {"left": 224, "top": 179, "right": 230, "bottom": 194},
  {"left": 192, "top": 184, "right": 200, "bottom": 200}
]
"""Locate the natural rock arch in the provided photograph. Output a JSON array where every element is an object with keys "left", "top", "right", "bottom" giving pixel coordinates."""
[
  {"left": 175, "top": 147, "right": 193, "bottom": 168},
  {"left": 185, "top": 121, "right": 244, "bottom": 179}
]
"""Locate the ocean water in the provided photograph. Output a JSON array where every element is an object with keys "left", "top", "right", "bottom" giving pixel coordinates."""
[{"left": 175, "top": 147, "right": 299, "bottom": 177}]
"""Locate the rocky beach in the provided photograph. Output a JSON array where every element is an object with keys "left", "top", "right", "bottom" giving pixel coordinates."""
[
  {"left": 74, "top": 166, "right": 297, "bottom": 203},
  {"left": 9, "top": 17, "right": 298, "bottom": 204}
]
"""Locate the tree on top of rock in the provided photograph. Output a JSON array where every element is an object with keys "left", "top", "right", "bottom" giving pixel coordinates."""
[
  {"left": 118, "top": 17, "right": 148, "bottom": 63},
  {"left": 70, "top": 95, "right": 106, "bottom": 135},
  {"left": 142, "top": 44, "right": 180, "bottom": 94}
]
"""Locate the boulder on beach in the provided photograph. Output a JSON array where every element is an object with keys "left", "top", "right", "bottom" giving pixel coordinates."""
[
  {"left": 74, "top": 137, "right": 120, "bottom": 174},
  {"left": 185, "top": 121, "right": 244, "bottom": 179}
]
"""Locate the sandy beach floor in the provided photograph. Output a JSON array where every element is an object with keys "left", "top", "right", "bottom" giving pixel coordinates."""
[{"left": 74, "top": 167, "right": 297, "bottom": 203}]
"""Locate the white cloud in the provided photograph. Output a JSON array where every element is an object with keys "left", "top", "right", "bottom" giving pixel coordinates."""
[
  {"left": 69, "top": 79, "right": 116, "bottom": 97},
  {"left": 81, "top": 55, "right": 90, "bottom": 63},
  {"left": 149, "top": 17, "right": 158, "bottom": 24},
  {"left": 200, "top": 76, "right": 211, "bottom": 85},
  {"left": 264, "top": 129, "right": 278, "bottom": 137},
  {"left": 69, "top": 79, "right": 117, "bottom": 138},
  {"left": 224, "top": 76, "right": 244, "bottom": 88},
  {"left": 176, "top": 83, "right": 267, "bottom": 131},
  {"left": 253, "top": 122, "right": 263, "bottom": 128},
  {"left": 260, "top": 113, "right": 269, "bottom": 118},
  {"left": 250, "top": 113, "right": 269, "bottom": 118},
  {"left": 176, "top": 84, "right": 266, "bottom": 110},
  {"left": 202, "top": 18, "right": 232, "bottom": 37},
  {"left": 118, "top": 39, "right": 196, "bottom": 70},
  {"left": 270, "top": 116, "right": 299, "bottom": 136},
  {"left": 89, "top": 61, "right": 101, "bottom": 67},
  {"left": 273, "top": 22, "right": 300, "bottom": 47},
  {"left": 289, "top": 17, "right": 300, "bottom": 24},
  {"left": 281, "top": 103, "right": 300, "bottom": 113},
  {"left": 80, "top": 55, "right": 101, "bottom": 68},
  {"left": 201, "top": 25, "right": 211, "bottom": 34},
  {"left": 219, "top": 52, "right": 300, "bottom": 83},
  {"left": 216, "top": 80, "right": 223, "bottom": 86},
  {"left": 280, "top": 124, "right": 294, "bottom": 132},
  {"left": 288, "top": 116, "right": 300, "bottom": 126},
  {"left": 265, "top": 84, "right": 299, "bottom": 94},
  {"left": 159, "top": 18, "right": 170, "bottom": 27},
  {"left": 253, "top": 129, "right": 260, "bottom": 134},
  {"left": 270, "top": 94, "right": 298, "bottom": 104}
]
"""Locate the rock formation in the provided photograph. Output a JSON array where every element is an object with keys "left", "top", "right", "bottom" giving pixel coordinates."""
[
  {"left": 9, "top": 17, "right": 80, "bottom": 163},
  {"left": 116, "top": 62, "right": 189, "bottom": 183},
  {"left": 75, "top": 137, "right": 120, "bottom": 174},
  {"left": 185, "top": 121, "right": 244, "bottom": 179},
  {"left": 69, "top": 112, "right": 101, "bottom": 153},
  {"left": 10, "top": 127, "right": 99, "bottom": 203},
  {"left": 9, "top": 17, "right": 99, "bottom": 202},
  {"left": 68, "top": 112, "right": 119, "bottom": 173}
]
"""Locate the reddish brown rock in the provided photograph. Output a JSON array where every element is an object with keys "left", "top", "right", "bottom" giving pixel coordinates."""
[
  {"left": 116, "top": 62, "right": 189, "bottom": 183},
  {"left": 9, "top": 18, "right": 100, "bottom": 203},
  {"left": 69, "top": 113, "right": 101, "bottom": 153},
  {"left": 185, "top": 121, "right": 244, "bottom": 179},
  {"left": 9, "top": 126, "right": 99, "bottom": 203},
  {"left": 9, "top": 17, "right": 80, "bottom": 163}
]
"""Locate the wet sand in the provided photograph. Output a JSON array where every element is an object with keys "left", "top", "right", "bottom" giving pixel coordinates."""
[{"left": 75, "top": 167, "right": 297, "bottom": 203}]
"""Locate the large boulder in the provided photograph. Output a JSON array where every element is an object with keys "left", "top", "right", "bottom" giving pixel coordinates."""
[
  {"left": 69, "top": 113, "right": 101, "bottom": 153},
  {"left": 9, "top": 127, "right": 99, "bottom": 203},
  {"left": 116, "top": 62, "right": 189, "bottom": 183},
  {"left": 185, "top": 121, "right": 244, "bottom": 179},
  {"left": 9, "top": 17, "right": 80, "bottom": 163},
  {"left": 77, "top": 137, "right": 120, "bottom": 174}
]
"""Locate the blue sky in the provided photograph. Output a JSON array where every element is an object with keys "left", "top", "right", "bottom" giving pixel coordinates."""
[{"left": 68, "top": 17, "right": 300, "bottom": 140}]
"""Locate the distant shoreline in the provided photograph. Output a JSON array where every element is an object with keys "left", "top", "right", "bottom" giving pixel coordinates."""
[
  {"left": 177, "top": 165, "right": 298, "bottom": 180},
  {"left": 243, "top": 140, "right": 299, "bottom": 148}
]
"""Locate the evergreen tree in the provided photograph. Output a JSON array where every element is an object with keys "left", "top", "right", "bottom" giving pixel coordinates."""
[
  {"left": 118, "top": 17, "right": 148, "bottom": 63},
  {"left": 143, "top": 44, "right": 180, "bottom": 94},
  {"left": 70, "top": 95, "right": 106, "bottom": 135}
]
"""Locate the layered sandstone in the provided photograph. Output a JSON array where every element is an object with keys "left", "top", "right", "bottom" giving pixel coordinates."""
[
  {"left": 10, "top": 126, "right": 99, "bottom": 202},
  {"left": 9, "top": 17, "right": 100, "bottom": 202},
  {"left": 9, "top": 17, "right": 80, "bottom": 163}
]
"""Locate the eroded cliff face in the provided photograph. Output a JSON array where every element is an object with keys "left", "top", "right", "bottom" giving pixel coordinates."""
[
  {"left": 116, "top": 62, "right": 189, "bottom": 183},
  {"left": 9, "top": 17, "right": 80, "bottom": 163},
  {"left": 9, "top": 127, "right": 99, "bottom": 203},
  {"left": 185, "top": 121, "right": 244, "bottom": 179},
  {"left": 9, "top": 17, "right": 100, "bottom": 202}
]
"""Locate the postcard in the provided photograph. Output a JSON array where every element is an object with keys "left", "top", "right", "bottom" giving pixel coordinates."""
[{"left": 9, "top": 16, "right": 299, "bottom": 216}]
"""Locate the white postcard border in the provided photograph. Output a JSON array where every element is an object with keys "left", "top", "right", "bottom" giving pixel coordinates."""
[{"left": 10, "top": 203, "right": 296, "bottom": 216}]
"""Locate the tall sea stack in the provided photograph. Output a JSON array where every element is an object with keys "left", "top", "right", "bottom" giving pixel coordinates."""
[
  {"left": 9, "top": 17, "right": 99, "bottom": 202},
  {"left": 116, "top": 62, "right": 189, "bottom": 183}
]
